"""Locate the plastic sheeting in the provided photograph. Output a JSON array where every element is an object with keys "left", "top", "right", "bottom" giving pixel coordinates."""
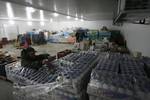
[
  {"left": 5, "top": 62, "right": 60, "bottom": 85},
  {"left": 13, "top": 82, "right": 59, "bottom": 100},
  {"left": 53, "top": 51, "right": 99, "bottom": 94},
  {"left": 6, "top": 51, "right": 100, "bottom": 100},
  {"left": 87, "top": 53, "right": 150, "bottom": 100}
]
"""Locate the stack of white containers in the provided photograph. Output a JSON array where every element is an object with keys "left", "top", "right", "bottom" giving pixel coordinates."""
[
  {"left": 5, "top": 62, "right": 63, "bottom": 100},
  {"left": 52, "top": 51, "right": 99, "bottom": 100},
  {"left": 5, "top": 51, "right": 99, "bottom": 100},
  {"left": 5, "top": 62, "right": 60, "bottom": 85},
  {"left": 87, "top": 53, "right": 150, "bottom": 100}
]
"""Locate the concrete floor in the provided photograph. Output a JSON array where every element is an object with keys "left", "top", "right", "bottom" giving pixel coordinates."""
[
  {"left": 0, "top": 43, "right": 74, "bottom": 100},
  {"left": 0, "top": 80, "right": 13, "bottom": 100}
]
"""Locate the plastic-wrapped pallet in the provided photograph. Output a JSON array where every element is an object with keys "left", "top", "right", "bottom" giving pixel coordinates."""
[
  {"left": 5, "top": 52, "right": 99, "bottom": 100},
  {"left": 53, "top": 51, "right": 99, "bottom": 94},
  {"left": 13, "top": 81, "right": 64, "bottom": 100},
  {"left": 5, "top": 62, "right": 26, "bottom": 83},
  {"left": 120, "top": 54, "right": 147, "bottom": 77},
  {"left": 50, "top": 51, "right": 99, "bottom": 100},
  {"left": 133, "top": 76, "right": 150, "bottom": 100},
  {"left": 87, "top": 71, "right": 135, "bottom": 100},
  {"left": 87, "top": 53, "right": 126, "bottom": 100},
  {"left": 52, "top": 85, "right": 88, "bottom": 100},
  {"left": 9, "top": 63, "right": 68, "bottom": 100},
  {"left": 5, "top": 62, "right": 60, "bottom": 85},
  {"left": 121, "top": 54, "right": 144, "bottom": 66},
  {"left": 120, "top": 62, "right": 146, "bottom": 77},
  {"left": 87, "top": 53, "right": 150, "bottom": 100},
  {"left": 94, "top": 59, "right": 119, "bottom": 73},
  {"left": 120, "top": 54, "right": 150, "bottom": 100}
]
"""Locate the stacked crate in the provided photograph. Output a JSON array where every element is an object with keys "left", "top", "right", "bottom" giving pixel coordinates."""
[
  {"left": 52, "top": 51, "right": 99, "bottom": 100},
  {"left": 5, "top": 62, "right": 60, "bottom": 85},
  {"left": 5, "top": 62, "right": 62, "bottom": 100},
  {"left": 6, "top": 51, "right": 99, "bottom": 100},
  {"left": 87, "top": 53, "right": 150, "bottom": 100}
]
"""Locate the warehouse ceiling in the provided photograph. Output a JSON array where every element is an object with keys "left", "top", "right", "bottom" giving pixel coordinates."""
[
  {"left": 0, "top": 0, "right": 117, "bottom": 21},
  {"left": 114, "top": 0, "right": 150, "bottom": 25}
]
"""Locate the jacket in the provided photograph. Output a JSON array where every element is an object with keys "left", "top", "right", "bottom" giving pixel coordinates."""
[{"left": 21, "top": 49, "right": 49, "bottom": 70}]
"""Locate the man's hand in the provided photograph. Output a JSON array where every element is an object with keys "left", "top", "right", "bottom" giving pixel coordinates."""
[{"left": 42, "top": 59, "right": 48, "bottom": 64}]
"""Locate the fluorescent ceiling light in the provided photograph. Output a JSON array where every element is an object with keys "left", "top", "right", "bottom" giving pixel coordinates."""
[
  {"left": 53, "top": 13, "right": 59, "bottom": 17},
  {"left": 67, "top": 16, "right": 71, "bottom": 19},
  {"left": 27, "top": 21, "right": 32, "bottom": 26},
  {"left": 30, "top": 8, "right": 35, "bottom": 13},
  {"left": 54, "top": 4, "right": 57, "bottom": 11},
  {"left": 6, "top": 2, "right": 14, "bottom": 18},
  {"left": 40, "top": 10, "right": 44, "bottom": 21},
  {"left": 75, "top": 13, "right": 79, "bottom": 20},
  {"left": 67, "top": 9, "right": 71, "bottom": 19},
  {"left": 0, "top": 17, "right": 50, "bottom": 22},
  {"left": 40, "top": 21, "right": 44, "bottom": 26},
  {"left": 9, "top": 20, "right": 15, "bottom": 25},
  {"left": 26, "top": 7, "right": 35, "bottom": 13},
  {"left": 26, "top": 7, "right": 32, "bottom": 20}
]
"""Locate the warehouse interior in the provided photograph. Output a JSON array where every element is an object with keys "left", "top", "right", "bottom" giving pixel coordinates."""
[{"left": 0, "top": 0, "right": 150, "bottom": 100}]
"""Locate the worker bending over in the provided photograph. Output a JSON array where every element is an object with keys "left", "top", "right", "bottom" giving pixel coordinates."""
[{"left": 21, "top": 47, "right": 49, "bottom": 70}]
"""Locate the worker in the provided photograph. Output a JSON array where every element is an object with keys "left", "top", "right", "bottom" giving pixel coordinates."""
[
  {"left": 75, "top": 28, "right": 86, "bottom": 50},
  {"left": 75, "top": 28, "right": 86, "bottom": 43},
  {"left": 21, "top": 47, "right": 50, "bottom": 70}
]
